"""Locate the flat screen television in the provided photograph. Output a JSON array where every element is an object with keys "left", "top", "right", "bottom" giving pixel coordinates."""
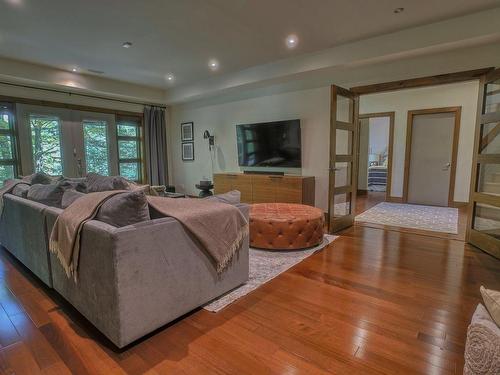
[{"left": 236, "top": 119, "right": 301, "bottom": 168}]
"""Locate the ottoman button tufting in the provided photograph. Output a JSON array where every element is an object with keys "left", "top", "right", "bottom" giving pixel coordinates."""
[{"left": 249, "top": 203, "right": 324, "bottom": 251}]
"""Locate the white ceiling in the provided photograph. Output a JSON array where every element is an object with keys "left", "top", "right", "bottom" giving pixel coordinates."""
[{"left": 0, "top": 0, "right": 499, "bottom": 90}]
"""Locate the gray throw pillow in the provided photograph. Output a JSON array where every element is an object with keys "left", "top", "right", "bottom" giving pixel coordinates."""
[
  {"left": 22, "top": 172, "right": 53, "bottom": 185},
  {"left": 27, "top": 183, "right": 66, "bottom": 207},
  {"left": 85, "top": 173, "right": 130, "bottom": 193},
  {"left": 205, "top": 190, "right": 241, "bottom": 205},
  {"left": 61, "top": 189, "right": 86, "bottom": 209},
  {"left": 96, "top": 191, "right": 150, "bottom": 227},
  {"left": 58, "top": 178, "right": 88, "bottom": 193},
  {"left": 12, "top": 183, "right": 30, "bottom": 198}
]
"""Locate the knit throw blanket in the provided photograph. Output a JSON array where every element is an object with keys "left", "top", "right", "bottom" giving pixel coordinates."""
[
  {"left": 0, "top": 179, "right": 28, "bottom": 216},
  {"left": 49, "top": 190, "right": 126, "bottom": 281},
  {"left": 147, "top": 196, "right": 249, "bottom": 273}
]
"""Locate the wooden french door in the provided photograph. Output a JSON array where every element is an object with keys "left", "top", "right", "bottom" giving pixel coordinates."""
[
  {"left": 468, "top": 68, "right": 500, "bottom": 259},
  {"left": 328, "top": 85, "right": 359, "bottom": 233}
]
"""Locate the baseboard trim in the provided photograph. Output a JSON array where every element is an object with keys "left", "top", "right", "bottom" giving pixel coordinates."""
[
  {"left": 386, "top": 196, "right": 403, "bottom": 203},
  {"left": 357, "top": 189, "right": 368, "bottom": 196}
]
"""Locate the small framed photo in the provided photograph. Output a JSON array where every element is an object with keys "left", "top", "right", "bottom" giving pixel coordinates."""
[
  {"left": 182, "top": 142, "right": 194, "bottom": 161},
  {"left": 181, "top": 122, "right": 194, "bottom": 141}
]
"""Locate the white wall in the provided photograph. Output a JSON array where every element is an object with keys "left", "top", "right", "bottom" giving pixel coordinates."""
[
  {"left": 169, "top": 87, "right": 331, "bottom": 210},
  {"left": 169, "top": 80, "right": 480, "bottom": 211},
  {"left": 360, "top": 81, "right": 479, "bottom": 202}
]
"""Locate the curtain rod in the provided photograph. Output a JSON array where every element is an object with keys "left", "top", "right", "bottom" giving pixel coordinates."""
[{"left": 0, "top": 80, "right": 167, "bottom": 108}]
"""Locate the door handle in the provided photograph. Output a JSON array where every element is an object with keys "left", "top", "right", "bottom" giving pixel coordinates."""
[
  {"left": 76, "top": 158, "right": 83, "bottom": 177},
  {"left": 442, "top": 162, "right": 451, "bottom": 171}
]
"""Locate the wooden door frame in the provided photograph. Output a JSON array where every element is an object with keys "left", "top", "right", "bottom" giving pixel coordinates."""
[
  {"left": 402, "top": 106, "right": 461, "bottom": 207},
  {"left": 328, "top": 85, "right": 359, "bottom": 233},
  {"left": 357, "top": 112, "right": 395, "bottom": 201}
]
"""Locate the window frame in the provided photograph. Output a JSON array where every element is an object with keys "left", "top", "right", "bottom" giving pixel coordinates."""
[
  {"left": 0, "top": 102, "right": 20, "bottom": 179},
  {"left": 116, "top": 115, "right": 144, "bottom": 183}
]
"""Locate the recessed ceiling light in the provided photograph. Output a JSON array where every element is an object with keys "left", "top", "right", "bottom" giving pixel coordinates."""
[
  {"left": 122, "top": 41, "right": 133, "bottom": 48},
  {"left": 72, "top": 67, "right": 77, "bottom": 72},
  {"left": 393, "top": 7, "right": 404, "bottom": 14},
  {"left": 5, "top": 0, "right": 23, "bottom": 7},
  {"left": 286, "top": 34, "right": 298, "bottom": 49},
  {"left": 208, "top": 59, "right": 219, "bottom": 71},
  {"left": 166, "top": 74, "right": 174, "bottom": 82}
]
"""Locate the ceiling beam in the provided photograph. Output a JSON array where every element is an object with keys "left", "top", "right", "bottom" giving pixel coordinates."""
[{"left": 350, "top": 68, "right": 494, "bottom": 95}]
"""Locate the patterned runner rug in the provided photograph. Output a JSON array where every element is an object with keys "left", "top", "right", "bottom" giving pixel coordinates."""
[{"left": 355, "top": 202, "right": 458, "bottom": 234}]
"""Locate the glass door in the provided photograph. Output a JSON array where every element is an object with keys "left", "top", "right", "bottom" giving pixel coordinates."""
[
  {"left": 17, "top": 105, "right": 73, "bottom": 176},
  {"left": 328, "top": 85, "right": 359, "bottom": 233},
  {"left": 17, "top": 105, "right": 118, "bottom": 178},
  {"left": 72, "top": 111, "right": 118, "bottom": 177},
  {"left": 468, "top": 68, "right": 500, "bottom": 259}
]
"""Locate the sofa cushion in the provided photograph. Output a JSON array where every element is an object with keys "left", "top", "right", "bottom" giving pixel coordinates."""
[
  {"left": 12, "top": 183, "right": 30, "bottom": 198},
  {"left": 205, "top": 190, "right": 241, "bottom": 205},
  {"left": 61, "top": 189, "right": 86, "bottom": 209},
  {"left": 481, "top": 286, "right": 500, "bottom": 326},
  {"left": 96, "top": 191, "right": 150, "bottom": 227},
  {"left": 27, "top": 183, "right": 66, "bottom": 207},
  {"left": 22, "top": 172, "right": 54, "bottom": 185},
  {"left": 85, "top": 173, "right": 130, "bottom": 192}
]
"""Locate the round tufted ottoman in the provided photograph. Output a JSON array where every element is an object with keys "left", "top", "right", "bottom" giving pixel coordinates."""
[{"left": 249, "top": 203, "right": 325, "bottom": 250}]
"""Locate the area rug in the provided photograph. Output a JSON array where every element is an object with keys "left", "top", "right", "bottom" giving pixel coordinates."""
[
  {"left": 355, "top": 202, "right": 458, "bottom": 234},
  {"left": 203, "top": 234, "right": 337, "bottom": 312}
]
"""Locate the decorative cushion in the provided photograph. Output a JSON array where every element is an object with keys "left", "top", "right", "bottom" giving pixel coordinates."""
[
  {"left": 128, "top": 182, "right": 152, "bottom": 195},
  {"left": 27, "top": 183, "right": 66, "bottom": 207},
  {"left": 249, "top": 203, "right": 324, "bottom": 250},
  {"left": 481, "top": 286, "right": 500, "bottom": 327},
  {"left": 85, "top": 173, "right": 130, "bottom": 193},
  {"left": 58, "top": 177, "right": 88, "bottom": 192},
  {"left": 96, "top": 191, "right": 150, "bottom": 227},
  {"left": 464, "top": 303, "right": 500, "bottom": 375},
  {"left": 205, "top": 190, "right": 241, "bottom": 205},
  {"left": 22, "top": 172, "right": 53, "bottom": 185},
  {"left": 12, "top": 183, "right": 30, "bottom": 198},
  {"left": 61, "top": 189, "right": 86, "bottom": 209}
]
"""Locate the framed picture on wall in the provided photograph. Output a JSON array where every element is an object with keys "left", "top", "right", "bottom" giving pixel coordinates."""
[
  {"left": 181, "top": 122, "right": 194, "bottom": 141},
  {"left": 182, "top": 142, "right": 194, "bottom": 161}
]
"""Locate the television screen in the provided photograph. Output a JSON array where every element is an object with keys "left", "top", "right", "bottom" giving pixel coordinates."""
[{"left": 236, "top": 119, "right": 301, "bottom": 168}]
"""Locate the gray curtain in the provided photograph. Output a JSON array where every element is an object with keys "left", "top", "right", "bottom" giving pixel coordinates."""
[{"left": 144, "top": 106, "right": 167, "bottom": 186}]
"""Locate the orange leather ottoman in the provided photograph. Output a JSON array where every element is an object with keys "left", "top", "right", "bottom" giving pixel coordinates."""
[{"left": 249, "top": 203, "right": 324, "bottom": 250}]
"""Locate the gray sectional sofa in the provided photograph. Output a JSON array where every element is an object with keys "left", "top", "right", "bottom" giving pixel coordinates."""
[{"left": 0, "top": 192, "right": 249, "bottom": 348}]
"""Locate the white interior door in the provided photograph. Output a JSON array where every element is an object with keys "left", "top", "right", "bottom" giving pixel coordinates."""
[{"left": 406, "top": 110, "right": 458, "bottom": 206}]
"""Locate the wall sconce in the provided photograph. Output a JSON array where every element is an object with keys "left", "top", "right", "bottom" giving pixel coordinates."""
[{"left": 203, "top": 130, "right": 215, "bottom": 150}]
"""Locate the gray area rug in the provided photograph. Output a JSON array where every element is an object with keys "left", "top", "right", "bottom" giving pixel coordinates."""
[
  {"left": 203, "top": 234, "right": 337, "bottom": 312},
  {"left": 355, "top": 202, "right": 458, "bottom": 234}
]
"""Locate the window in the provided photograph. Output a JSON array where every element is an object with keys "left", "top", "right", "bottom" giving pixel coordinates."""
[
  {"left": 29, "top": 114, "right": 63, "bottom": 175},
  {"left": 83, "top": 119, "right": 109, "bottom": 175},
  {"left": 117, "top": 116, "right": 142, "bottom": 181},
  {"left": 0, "top": 103, "right": 18, "bottom": 181}
]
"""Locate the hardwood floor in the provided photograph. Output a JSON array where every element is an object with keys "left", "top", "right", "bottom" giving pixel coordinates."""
[{"left": 0, "top": 226, "right": 499, "bottom": 374}]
